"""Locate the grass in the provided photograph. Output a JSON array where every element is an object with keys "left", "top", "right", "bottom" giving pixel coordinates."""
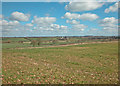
[
  {"left": 2, "top": 43, "right": 32, "bottom": 49},
  {"left": 2, "top": 38, "right": 29, "bottom": 42},
  {"left": 2, "top": 37, "right": 117, "bottom": 49},
  {"left": 2, "top": 42, "right": 118, "bottom": 84}
]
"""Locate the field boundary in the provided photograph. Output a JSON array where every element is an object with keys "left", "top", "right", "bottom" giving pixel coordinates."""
[{"left": 9, "top": 41, "right": 118, "bottom": 50}]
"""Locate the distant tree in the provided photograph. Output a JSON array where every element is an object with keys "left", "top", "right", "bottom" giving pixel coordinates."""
[
  {"left": 6, "top": 40, "right": 11, "bottom": 43},
  {"left": 77, "top": 40, "right": 81, "bottom": 43},
  {"left": 52, "top": 40, "right": 57, "bottom": 45},
  {"left": 31, "top": 40, "right": 37, "bottom": 47},
  {"left": 66, "top": 39, "right": 69, "bottom": 43},
  {"left": 109, "top": 38, "right": 112, "bottom": 41},
  {"left": 18, "top": 41, "right": 23, "bottom": 43},
  {"left": 37, "top": 38, "right": 41, "bottom": 46}
]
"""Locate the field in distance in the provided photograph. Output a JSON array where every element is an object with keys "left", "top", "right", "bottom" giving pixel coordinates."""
[{"left": 1, "top": 36, "right": 118, "bottom": 49}]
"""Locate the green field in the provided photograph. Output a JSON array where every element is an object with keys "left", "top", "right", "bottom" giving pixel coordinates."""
[
  {"left": 2, "top": 37, "right": 117, "bottom": 49},
  {"left": 2, "top": 41, "right": 118, "bottom": 84}
]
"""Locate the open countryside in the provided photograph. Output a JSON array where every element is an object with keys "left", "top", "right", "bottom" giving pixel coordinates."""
[
  {"left": 2, "top": 36, "right": 119, "bottom": 84},
  {"left": 1, "top": 1, "right": 119, "bottom": 85}
]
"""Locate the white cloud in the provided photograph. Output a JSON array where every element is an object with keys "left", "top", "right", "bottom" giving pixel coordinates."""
[
  {"left": 0, "top": 20, "right": 8, "bottom": 26},
  {"left": 80, "top": 13, "right": 99, "bottom": 21},
  {"left": 0, "top": 19, "right": 19, "bottom": 26},
  {"left": 72, "top": 24, "right": 87, "bottom": 31},
  {"left": 50, "top": 24, "right": 68, "bottom": 29},
  {"left": 66, "top": 20, "right": 80, "bottom": 24},
  {"left": 32, "top": 16, "right": 56, "bottom": 27},
  {"left": 1, "top": 19, "right": 20, "bottom": 35},
  {"left": 63, "top": 12, "right": 99, "bottom": 21},
  {"left": 26, "top": 23, "right": 33, "bottom": 27},
  {"left": 50, "top": 24, "right": 60, "bottom": 29},
  {"left": 10, "top": 11, "right": 30, "bottom": 21},
  {"left": 87, "top": 27, "right": 118, "bottom": 36},
  {"left": 65, "top": 2, "right": 104, "bottom": 12},
  {"left": 62, "top": 12, "right": 80, "bottom": 20},
  {"left": 60, "top": 25, "right": 68, "bottom": 29},
  {"left": 99, "top": 17, "right": 118, "bottom": 30},
  {"left": 8, "top": 21, "right": 20, "bottom": 26},
  {"left": 31, "top": 16, "right": 58, "bottom": 31},
  {"left": 32, "top": 16, "right": 69, "bottom": 31},
  {"left": 33, "top": 24, "right": 68, "bottom": 32},
  {"left": 105, "top": 2, "right": 119, "bottom": 13},
  {"left": 1, "top": 18, "right": 69, "bottom": 37},
  {"left": 99, "top": 17, "right": 117, "bottom": 26}
]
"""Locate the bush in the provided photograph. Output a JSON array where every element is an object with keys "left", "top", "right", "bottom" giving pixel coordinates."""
[
  {"left": 52, "top": 40, "right": 57, "bottom": 45},
  {"left": 37, "top": 38, "right": 41, "bottom": 46},
  {"left": 31, "top": 40, "right": 37, "bottom": 47}
]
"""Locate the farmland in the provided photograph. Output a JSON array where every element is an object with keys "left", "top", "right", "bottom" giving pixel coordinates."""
[
  {"left": 2, "top": 36, "right": 119, "bottom": 84},
  {"left": 2, "top": 36, "right": 118, "bottom": 49}
]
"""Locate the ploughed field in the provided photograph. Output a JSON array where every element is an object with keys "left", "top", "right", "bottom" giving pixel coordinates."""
[{"left": 2, "top": 42, "right": 118, "bottom": 84}]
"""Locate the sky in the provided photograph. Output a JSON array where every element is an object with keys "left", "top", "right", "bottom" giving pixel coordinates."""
[{"left": 0, "top": 1, "right": 119, "bottom": 37}]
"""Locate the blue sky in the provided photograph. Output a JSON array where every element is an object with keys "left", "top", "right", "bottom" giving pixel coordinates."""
[{"left": 1, "top": 2, "right": 118, "bottom": 37}]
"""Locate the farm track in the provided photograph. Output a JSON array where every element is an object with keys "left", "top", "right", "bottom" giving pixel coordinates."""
[{"left": 10, "top": 41, "right": 118, "bottom": 49}]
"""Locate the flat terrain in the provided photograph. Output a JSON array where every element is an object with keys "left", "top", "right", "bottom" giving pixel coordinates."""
[{"left": 2, "top": 42, "right": 118, "bottom": 84}]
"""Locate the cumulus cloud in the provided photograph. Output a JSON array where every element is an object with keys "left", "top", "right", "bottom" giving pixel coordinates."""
[
  {"left": 8, "top": 21, "right": 20, "bottom": 26},
  {"left": 65, "top": 2, "right": 104, "bottom": 12},
  {"left": 87, "top": 27, "right": 118, "bottom": 36},
  {"left": 72, "top": 24, "right": 88, "bottom": 31},
  {"left": 10, "top": 11, "right": 30, "bottom": 21},
  {"left": 50, "top": 24, "right": 60, "bottom": 29},
  {"left": 0, "top": 19, "right": 20, "bottom": 26},
  {"left": 0, "top": 19, "right": 20, "bottom": 35},
  {"left": 66, "top": 20, "right": 80, "bottom": 24},
  {"left": 51, "top": 24, "right": 68, "bottom": 29},
  {"left": 1, "top": 17, "right": 69, "bottom": 37},
  {"left": 60, "top": 25, "right": 68, "bottom": 29},
  {"left": 62, "top": 12, "right": 99, "bottom": 21},
  {"left": 33, "top": 24, "right": 68, "bottom": 33},
  {"left": 62, "top": 12, "right": 80, "bottom": 20},
  {"left": 105, "top": 2, "right": 119, "bottom": 13},
  {"left": 80, "top": 13, "right": 99, "bottom": 21},
  {"left": 99, "top": 17, "right": 117, "bottom": 26},
  {"left": 62, "top": 12, "right": 90, "bottom": 31},
  {"left": 37, "top": 27, "right": 54, "bottom": 31},
  {"left": 0, "top": 20, "right": 8, "bottom": 26},
  {"left": 99, "top": 17, "right": 118, "bottom": 30},
  {"left": 32, "top": 16, "right": 56, "bottom": 27},
  {"left": 31, "top": 16, "right": 69, "bottom": 31}
]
